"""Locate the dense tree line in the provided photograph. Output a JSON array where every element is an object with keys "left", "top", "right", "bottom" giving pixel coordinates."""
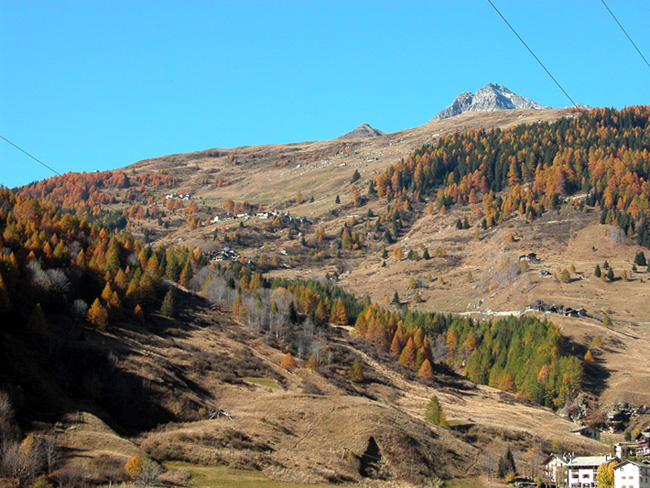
[
  {"left": 0, "top": 189, "right": 205, "bottom": 335},
  {"left": 354, "top": 304, "right": 583, "bottom": 408},
  {"left": 19, "top": 169, "right": 178, "bottom": 218},
  {"left": 193, "top": 257, "right": 584, "bottom": 408},
  {"left": 375, "top": 106, "right": 650, "bottom": 246}
]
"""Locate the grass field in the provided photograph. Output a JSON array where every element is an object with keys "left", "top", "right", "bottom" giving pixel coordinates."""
[
  {"left": 443, "top": 477, "right": 491, "bottom": 488},
  {"left": 165, "top": 461, "right": 356, "bottom": 488}
]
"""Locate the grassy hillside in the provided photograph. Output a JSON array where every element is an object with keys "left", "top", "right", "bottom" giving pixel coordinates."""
[{"left": 5, "top": 107, "right": 650, "bottom": 486}]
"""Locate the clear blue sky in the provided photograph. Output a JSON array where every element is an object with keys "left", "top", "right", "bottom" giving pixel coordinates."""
[{"left": 2, "top": 1, "right": 649, "bottom": 188}]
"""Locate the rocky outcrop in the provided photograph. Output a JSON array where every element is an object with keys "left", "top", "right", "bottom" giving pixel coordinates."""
[
  {"left": 337, "top": 123, "right": 385, "bottom": 139},
  {"left": 432, "top": 83, "right": 549, "bottom": 121}
]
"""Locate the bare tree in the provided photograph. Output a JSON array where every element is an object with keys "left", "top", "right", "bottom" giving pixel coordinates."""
[
  {"left": 54, "top": 464, "right": 87, "bottom": 488},
  {"left": 0, "top": 390, "right": 18, "bottom": 443},
  {"left": 482, "top": 452, "right": 497, "bottom": 479},
  {"left": 1, "top": 441, "right": 35, "bottom": 487},
  {"left": 71, "top": 299, "right": 88, "bottom": 323},
  {"left": 138, "top": 457, "right": 162, "bottom": 487},
  {"left": 38, "top": 436, "right": 60, "bottom": 474}
]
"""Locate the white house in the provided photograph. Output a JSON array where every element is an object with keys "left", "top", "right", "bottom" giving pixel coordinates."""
[
  {"left": 614, "top": 460, "right": 650, "bottom": 488},
  {"left": 544, "top": 454, "right": 570, "bottom": 484},
  {"left": 566, "top": 455, "right": 618, "bottom": 488}
]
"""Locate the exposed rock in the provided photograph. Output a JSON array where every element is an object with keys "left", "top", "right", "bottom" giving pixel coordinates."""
[
  {"left": 337, "top": 123, "right": 385, "bottom": 140},
  {"left": 432, "top": 83, "right": 550, "bottom": 121}
]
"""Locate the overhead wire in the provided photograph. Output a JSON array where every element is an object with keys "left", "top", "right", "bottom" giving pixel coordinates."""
[
  {"left": 0, "top": 133, "right": 108, "bottom": 212},
  {"left": 485, "top": 0, "right": 578, "bottom": 108},
  {"left": 599, "top": 0, "right": 650, "bottom": 71},
  {"left": 0, "top": 134, "right": 63, "bottom": 178}
]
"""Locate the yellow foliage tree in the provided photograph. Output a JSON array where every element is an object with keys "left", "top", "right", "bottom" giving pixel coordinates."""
[
  {"left": 333, "top": 299, "right": 348, "bottom": 325},
  {"left": 280, "top": 352, "right": 298, "bottom": 371},
  {"left": 125, "top": 454, "right": 143, "bottom": 478},
  {"left": 87, "top": 298, "right": 109, "bottom": 330},
  {"left": 584, "top": 349, "right": 595, "bottom": 366},
  {"left": 417, "top": 359, "right": 435, "bottom": 379}
]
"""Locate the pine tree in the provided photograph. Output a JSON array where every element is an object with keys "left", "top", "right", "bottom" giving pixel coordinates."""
[
  {"left": 561, "top": 269, "right": 571, "bottom": 283},
  {"left": 87, "top": 298, "right": 109, "bottom": 330},
  {"left": 584, "top": 349, "right": 595, "bottom": 366},
  {"left": 305, "top": 354, "right": 319, "bottom": 369},
  {"left": 280, "top": 352, "right": 298, "bottom": 371},
  {"left": 349, "top": 358, "right": 364, "bottom": 382},
  {"left": 497, "top": 448, "right": 517, "bottom": 479},
  {"left": 424, "top": 395, "right": 447, "bottom": 426},
  {"left": 160, "top": 289, "right": 176, "bottom": 317},
  {"left": 27, "top": 303, "right": 48, "bottom": 335},
  {"left": 288, "top": 301, "right": 298, "bottom": 323},
  {"left": 603, "top": 314, "right": 613, "bottom": 328},
  {"left": 499, "top": 373, "right": 515, "bottom": 392},
  {"left": 333, "top": 299, "right": 348, "bottom": 325},
  {"left": 606, "top": 268, "right": 615, "bottom": 281},
  {"left": 592, "top": 335, "right": 602, "bottom": 348},
  {"left": 179, "top": 261, "right": 194, "bottom": 287},
  {"left": 232, "top": 295, "right": 247, "bottom": 319},
  {"left": 389, "top": 330, "right": 403, "bottom": 357},
  {"left": 417, "top": 359, "right": 435, "bottom": 379},
  {"left": 398, "top": 337, "right": 417, "bottom": 369},
  {"left": 594, "top": 264, "right": 601, "bottom": 277},
  {"left": 133, "top": 304, "right": 145, "bottom": 322},
  {"left": 138, "top": 272, "right": 155, "bottom": 304},
  {"left": 114, "top": 268, "right": 129, "bottom": 292},
  {"left": 315, "top": 300, "right": 329, "bottom": 322},
  {"left": 101, "top": 282, "right": 114, "bottom": 303},
  {"left": 634, "top": 251, "right": 647, "bottom": 267},
  {"left": 105, "top": 249, "right": 120, "bottom": 274}
]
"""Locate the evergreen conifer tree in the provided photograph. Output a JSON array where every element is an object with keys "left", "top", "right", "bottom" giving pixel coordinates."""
[
  {"left": 349, "top": 358, "right": 364, "bottom": 382},
  {"left": 160, "top": 289, "right": 176, "bottom": 317},
  {"left": 424, "top": 395, "right": 447, "bottom": 426}
]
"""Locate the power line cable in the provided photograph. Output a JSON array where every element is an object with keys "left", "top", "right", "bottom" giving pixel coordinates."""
[
  {"left": 0, "top": 134, "right": 63, "bottom": 178},
  {"left": 600, "top": 0, "right": 650, "bottom": 71},
  {"left": 485, "top": 0, "right": 578, "bottom": 107},
  {"left": 0, "top": 133, "right": 109, "bottom": 212}
]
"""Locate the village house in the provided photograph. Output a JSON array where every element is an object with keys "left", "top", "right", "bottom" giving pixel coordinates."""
[
  {"left": 565, "top": 455, "right": 617, "bottom": 488},
  {"left": 519, "top": 252, "right": 539, "bottom": 262},
  {"left": 636, "top": 433, "right": 650, "bottom": 457},
  {"left": 570, "top": 426, "right": 601, "bottom": 441},
  {"left": 615, "top": 442, "right": 639, "bottom": 459},
  {"left": 543, "top": 453, "right": 571, "bottom": 484},
  {"left": 614, "top": 460, "right": 650, "bottom": 488}
]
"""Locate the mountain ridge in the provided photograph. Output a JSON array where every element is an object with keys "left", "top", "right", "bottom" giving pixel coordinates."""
[{"left": 432, "top": 83, "right": 550, "bottom": 121}]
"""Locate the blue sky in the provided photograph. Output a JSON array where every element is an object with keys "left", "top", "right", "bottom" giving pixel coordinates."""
[{"left": 1, "top": 1, "right": 649, "bottom": 188}]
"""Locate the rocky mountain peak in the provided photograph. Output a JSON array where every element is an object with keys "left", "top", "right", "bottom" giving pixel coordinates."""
[
  {"left": 432, "top": 83, "right": 549, "bottom": 121},
  {"left": 337, "top": 123, "right": 386, "bottom": 140}
]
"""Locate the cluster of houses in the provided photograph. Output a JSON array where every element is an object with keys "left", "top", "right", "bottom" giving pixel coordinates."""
[
  {"left": 165, "top": 192, "right": 192, "bottom": 201},
  {"left": 206, "top": 247, "right": 241, "bottom": 262},
  {"left": 519, "top": 252, "right": 540, "bottom": 262},
  {"left": 530, "top": 300, "right": 588, "bottom": 318},
  {"left": 210, "top": 211, "right": 312, "bottom": 226},
  {"left": 542, "top": 431, "right": 650, "bottom": 488},
  {"left": 211, "top": 211, "right": 278, "bottom": 223}
]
